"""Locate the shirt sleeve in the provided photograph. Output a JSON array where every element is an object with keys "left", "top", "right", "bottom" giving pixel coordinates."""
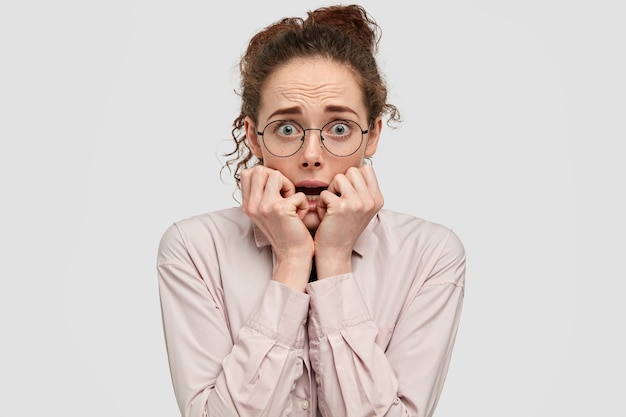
[
  {"left": 306, "top": 229, "right": 465, "bottom": 417},
  {"left": 157, "top": 223, "right": 311, "bottom": 417}
]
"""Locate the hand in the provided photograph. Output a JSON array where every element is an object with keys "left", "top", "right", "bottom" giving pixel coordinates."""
[
  {"left": 314, "top": 165, "right": 384, "bottom": 278},
  {"left": 240, "top": 166, "right": 314, "bottom": 291}
]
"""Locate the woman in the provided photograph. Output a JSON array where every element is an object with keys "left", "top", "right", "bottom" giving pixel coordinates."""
[{"left": 157, "top": 5, "right": 465, "bottom": 417}]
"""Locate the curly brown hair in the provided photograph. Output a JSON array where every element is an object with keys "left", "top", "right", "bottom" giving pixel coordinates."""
[{"left": 222, "top": 4, "right": 400, "bottom": 189}]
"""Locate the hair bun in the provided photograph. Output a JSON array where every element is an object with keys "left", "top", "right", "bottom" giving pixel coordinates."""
[{"left": 304, "top": 4, "right": 380, "bottom": 55}]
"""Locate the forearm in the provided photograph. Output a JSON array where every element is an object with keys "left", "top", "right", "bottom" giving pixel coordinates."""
[
  {"left": 307, "top": 228, "right": 466, "bottom": 417},
  {"left": 307, "top": 274, "right": 402, "bottom": 417},
  {"left": 209, "top": 281, "right": 310, "bottom": 415},
  {"left": 160, "top": 258, "right": 310, "bottom": 417}
]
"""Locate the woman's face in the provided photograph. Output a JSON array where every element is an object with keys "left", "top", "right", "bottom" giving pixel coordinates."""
[{"left": 245, "top": 57, "right": 382, "bottom": 231}]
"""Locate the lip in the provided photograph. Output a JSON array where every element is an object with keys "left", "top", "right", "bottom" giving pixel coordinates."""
[{"left": 295, "top": 180, "right": 329, "bottom": 188}]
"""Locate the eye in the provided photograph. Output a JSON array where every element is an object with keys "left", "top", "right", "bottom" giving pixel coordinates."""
[
  {"left": 275, "top": 122, "right": 300, "bottom": 137},
  {"left": 326, "top": 121, "right": 353, "bottom": 137}
]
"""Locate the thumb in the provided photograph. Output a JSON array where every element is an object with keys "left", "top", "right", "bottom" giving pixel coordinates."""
[{"left": 292, "top": 193, "right": 310, "bottom": 220}]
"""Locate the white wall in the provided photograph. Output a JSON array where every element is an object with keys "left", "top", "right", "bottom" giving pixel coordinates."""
[{"left": 1, "top": 1, "right": 624, "bottom": 415}]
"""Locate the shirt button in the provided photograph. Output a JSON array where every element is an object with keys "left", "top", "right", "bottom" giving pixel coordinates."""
[{"left": 301, "top": 400, "right": 309, "bottom": 410}]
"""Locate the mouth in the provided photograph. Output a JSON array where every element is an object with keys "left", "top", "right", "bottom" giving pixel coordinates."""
[{"left": 296, "top": 186, "right": 328, "bottom": 196}]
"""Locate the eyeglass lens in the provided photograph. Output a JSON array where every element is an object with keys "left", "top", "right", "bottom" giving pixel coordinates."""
[{"left": 261, "top": 120, "right": 364, "bottom": 157}]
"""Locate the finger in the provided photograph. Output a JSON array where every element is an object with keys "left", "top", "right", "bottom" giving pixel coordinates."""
[
  {"left": 319, "top": 175, "right": 349, "bottom": 217},
  {"left": 359, "top": 164, "right": 379, "bottom": 191},
  {"left": 290, "top": 192, "right": 310, "bottom": 219},
  {"left": 359, "top": 165, "right": 384, "bottom": 205},
  {"left": 278, "top": 171, "right": 297, "bottom": 198},
  {"left": 240, "top": 168, "right": 254, "bottom": 209},
  {"left": 244, "top": 167, "right": 273, "bottom": 214},
  {"left": 259, "top": 172, "right": 308, "bottom": 222},
  {"left": 250, "top": 166, "right": 270, "bottom": 199},
  {"left": 326, "top": 173, "right": 350, "bottom": 198},
  {"left": 344, "top": 166, "right": 369, "bottom": 196},
  {"left": 262, "top": 169, "right": 297, "bottom": 201},
  {"left": 280, "top": 179, "right": 309, "bottom": 219}
]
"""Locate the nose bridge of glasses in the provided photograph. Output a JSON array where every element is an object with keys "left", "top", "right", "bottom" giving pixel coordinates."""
[{"left": 302, "top": 127, "right": 324, "bottom": 145}]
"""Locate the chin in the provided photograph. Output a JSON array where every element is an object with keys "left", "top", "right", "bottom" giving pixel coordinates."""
[{"left": 303, "top": 212, "right": 321, "bottom": 232}]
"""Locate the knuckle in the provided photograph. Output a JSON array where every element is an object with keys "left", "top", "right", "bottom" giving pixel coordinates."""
[
  {"left": 258, "top": 204, "right": 272, "bottom": 217},
  {"left": 243, "top": 205, "right": 256, "bottom": 218}
]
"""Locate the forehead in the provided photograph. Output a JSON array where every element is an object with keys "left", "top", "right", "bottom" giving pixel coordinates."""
[{"left": 258, "top": 57, "right": 366, "bottom": 121}]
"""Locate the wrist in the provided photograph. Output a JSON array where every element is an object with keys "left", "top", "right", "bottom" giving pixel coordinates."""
[
  {"left": 313, "top": 249, "right": 352, "bottom": 279},
  {"left": 272, "top": 255, "right": 314, "bottom": 292}
]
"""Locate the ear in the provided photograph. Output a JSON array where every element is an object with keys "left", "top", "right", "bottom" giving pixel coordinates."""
[
  {"left": 364, "top": 117, "right": 382, "bottom": 157},
  {"left": 245, "top": 116, "right": 264, "bottom": 158}
]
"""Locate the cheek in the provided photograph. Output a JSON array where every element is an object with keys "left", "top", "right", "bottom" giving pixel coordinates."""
[
  {"left": 259, "top": 156, "right": 296, "bottom": 177},
  {"left": 259, "top": 155, "right": 280, "bottom": 169},
  {"left": 333, "top": 154, "right": 366, "bottom": 171}
]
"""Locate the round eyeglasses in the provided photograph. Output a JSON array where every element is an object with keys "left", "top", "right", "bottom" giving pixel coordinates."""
[{"left": 256, "top": 119, "right": 368, "bottom": 157}]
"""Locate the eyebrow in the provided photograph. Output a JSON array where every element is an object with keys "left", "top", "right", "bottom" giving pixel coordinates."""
[
  {"left": 266, "top": 105, "right": 360, "bottom": 121},
  {"left": 266, "top": 106, "right": 301, "bottom": 120}
]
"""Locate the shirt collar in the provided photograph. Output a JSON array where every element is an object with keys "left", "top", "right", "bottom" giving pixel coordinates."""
[{"left": 252, "top": 213, "right": 378, "bottom": 258}]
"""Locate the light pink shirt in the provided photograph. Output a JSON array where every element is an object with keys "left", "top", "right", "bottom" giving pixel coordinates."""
[{"left": 157, "top": 207, "right": 465, "bottom": 417}]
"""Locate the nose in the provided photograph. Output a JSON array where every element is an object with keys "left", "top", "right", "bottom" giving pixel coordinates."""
[{"left": 300, "top": 129, "right": 324, "bottom": 168}]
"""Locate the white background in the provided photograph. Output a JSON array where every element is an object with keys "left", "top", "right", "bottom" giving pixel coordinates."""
[{"left": 1, "top": 0, "right": 624, "bottom": 416}]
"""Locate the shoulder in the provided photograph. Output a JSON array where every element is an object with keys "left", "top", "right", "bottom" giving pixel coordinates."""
[
  {"left": 170, "top": 207, "right": 248, "bottom": 234},
  {"left": 375, "top": 209, "right": 462, "bottom": 247},
  {"left": 374, "top": 209, "right": 465, "bottom": 282},
  {"left": 157, "top": 207, "right": 250, "bottom": 260}
]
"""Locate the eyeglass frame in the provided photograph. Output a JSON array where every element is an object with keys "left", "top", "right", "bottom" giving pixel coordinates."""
[{"left": 256, "top": 119, "right": 369, "bottom": 158}]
